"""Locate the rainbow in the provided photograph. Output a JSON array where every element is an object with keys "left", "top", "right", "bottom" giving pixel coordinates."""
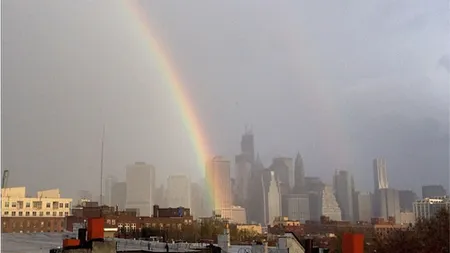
[{"left": 123, "top": 1, "right": 217, "bottom": 208}]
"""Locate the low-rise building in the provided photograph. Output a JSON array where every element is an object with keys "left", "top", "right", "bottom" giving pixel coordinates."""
[
  {"left": 1, "top": 187, "right": 72, "bottom": 233},
  {"left": 413, "top": 196, "right": 450, "bottom": 219}
]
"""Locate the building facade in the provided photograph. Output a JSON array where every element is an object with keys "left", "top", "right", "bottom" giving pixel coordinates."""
[
  {"left": 333, "top": 170, "right": 354, "bottom": 222},
  {"left": 166, "top": 175, "right": 191, "bottom": 208},
  {"left": 413, "top": 197, "right": 450, "bottom": 219},
  {"left": 422, "top": 185, "right": 447, "bottom": 198},
  {"left": 125, "top": 162, "right": 156, "bottom": 216},
  {"left": 267, "top": 171, "right": 281, "bottom": 225},
  {"left": 206, "top": 156, "right": 232, "bottom": 212},
  {"left": 373, "top": 158, "right": 389, "bottom": 192},
  {"left": 282, "top": 194, "right": 310, "bottom": 222}
]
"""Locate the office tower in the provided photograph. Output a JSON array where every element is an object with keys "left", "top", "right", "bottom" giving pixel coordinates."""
[
  {"left": 104, "top": 175, "right": 117, "bottom": 206},
  {"left": 191, "top": 182, "right": 208, "bottom": 219},
  {"left": 270, "top": 157, "right": 294, "bottom": 194},
  {"left": 241, "top": 128, "right": 255, "bottom": 163},
  {"left": 413, "top": 196, "right": 450, "bottom": 219},
  {"left": 373, "top": 158, "right": 389, "bottom": 192},
  {"left": 354, "top": 192, "right": 372, "bottom": 222},
  {"left": 166, "top": 175, "right": 191, "bottom": 208},
  {"left": 375, "top": 188, "right": 401, "bottom": 223},
  {"left": 111, "top": 182, "right": 126, "bottom": 210},
  {"left": 206, "top": 156, "right": 232, "bottom": 212},
  {"left": 247, "top": 167, "right": 270, "bottom": 225},
  {"left": 268, "top": 171, "right": 281, "bottom": 225},
  {"left": 320, "top": 185, "right": 342, "bottom": 221},
  {"left": 305, "top": 177, "right": 325, "bottom": 193},
  {"left": 235, "top": 154, "right": 252, "bottom": 205},
  {"left": 293, "top": 153, "right": 306, "bottom": 194},
  {"left": 282, "top": 194, "right": 310, "bottom": 222},
  {"left": 154, "top": 184, "right": 166, "bottom": 207},
  {"left": 422, "top": 185, "right": 447, "bottom": 198},
  {"left": 125, "top": 162, "right": 156, "bottom": 216},
  {"left": 333, "top": 170, "right": 354, "bottom": 222},
  {"left": 399, "top": 190, "right": 418, "bottom": 212}
]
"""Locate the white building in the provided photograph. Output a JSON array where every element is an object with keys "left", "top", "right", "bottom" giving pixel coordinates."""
[
  {"left": 373, "top": 158, "right": 389, "bottom": 191},
  {"left": 268, "top": 171, "right": 281, "bottom": 225},
  {"left": 214, "top": 206, "right": 247, "bottom": 224},
  {"left": 1, "top": 187, "right": 72, "bottom": 218},
  {"left": 413, "top": 197, "right": 450, "bottom": 219},
  {"left": 166, "top": 175, "right": 191, "bottom": 208},
  {"left": 321, "top": 185, "right": 342, "bottom": 221},
  {"left": 283, "top": 194, "right": 310, "bottom": 222},
  {"left": 125, "top": 162, "right": 156, "bottom": 216}
]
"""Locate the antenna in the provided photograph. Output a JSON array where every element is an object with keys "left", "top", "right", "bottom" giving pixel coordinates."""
[{"left": 100, "top": 124, "right": 105, "bottom": 206}]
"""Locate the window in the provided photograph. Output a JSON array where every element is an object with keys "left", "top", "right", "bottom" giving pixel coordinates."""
[
  {"left": 11, "top": 202, "right": 16, "bottom": 208},
  {"left": 39, "top": 212, "right": 44, "bottom": 217},
  {"left": 59, "top": 212, "right": 63, "bottom": 216},
  {"left": 64, "top": 212, "right": 68, "bottom": 216},
  {"left": 40, "top": 222, "right": 44, "bottom": 227},
  {"left": 26, "top": 211, "right": 30, "bottom": 216},
  {"left": 4, "top": 202, "right": 9, "bottom": 208},
  {"left": 46, "top": 212, "right": 50, "bottom": 216},
  {"left": 32, "top": 211, "right": 37, "bottom": 216},
  {"left": 18, "top": 211, "right": 23, "bottom": 216},
  {"left": 112, "top": 220, "right": 116, "bottom": 225},
  {"left": 106, "top": 219, "right": 111, "bottom": 225},
  {"left": 46, "top": 203, "right": 51, "bottom": 208},
  {"left": 26, "top": 202, "right": 30, "bottom": 208},
  {"left": 52, "top": 212, "right": 57, "bottom": 216},
  {"left": 65, "top": 203, "right": 69, "bottom": 208},
  {"left": 59, "top": 203, "right": 64, "bottom": 208},
  {"left": 4, "top": 211, "right": 9, "bottom": 215},
  {"left": 11, "top": 211, "right": 16, "bottom": 216}
]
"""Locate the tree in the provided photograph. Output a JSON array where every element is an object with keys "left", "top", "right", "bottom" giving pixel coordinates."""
[{"left": 373, "top": 208, "right": 449, "bottom": 253}]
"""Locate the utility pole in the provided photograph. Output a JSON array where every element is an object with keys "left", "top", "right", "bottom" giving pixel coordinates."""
[{"left": 100, "top": 124, "right": 105, "bottom": 206}]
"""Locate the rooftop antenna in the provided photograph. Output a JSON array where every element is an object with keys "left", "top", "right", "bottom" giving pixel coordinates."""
[{"left": 100, "top": 124, "right": 105, "bottom": 206}]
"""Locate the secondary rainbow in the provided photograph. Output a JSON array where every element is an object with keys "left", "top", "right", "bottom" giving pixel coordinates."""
[{"left": 123, "top": 1, "right": 219, "bottom": 205}]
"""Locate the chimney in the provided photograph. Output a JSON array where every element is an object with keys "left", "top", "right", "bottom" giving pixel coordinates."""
[{"left": 153, "top": 205, "right": 159, "bottom": 217}]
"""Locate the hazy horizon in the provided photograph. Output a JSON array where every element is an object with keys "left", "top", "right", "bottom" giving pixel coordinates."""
[{"left": 2, "top": 0, "right": 449, "bottom": 199}]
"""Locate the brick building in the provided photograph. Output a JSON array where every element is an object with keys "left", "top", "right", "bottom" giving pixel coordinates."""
[{"left": 2, "top": 217, "right": 65, "bottom": 233}]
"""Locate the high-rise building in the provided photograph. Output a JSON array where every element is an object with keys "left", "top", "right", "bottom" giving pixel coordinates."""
[
  {"left": 293, "top": 153, "right": 306, "bottom": 194},
  {"left": 320, "top": 185, "right": 342, "bottom": 221},
  {"left": 111, "top": 182, "right": 126, "bottom": 210},
  {"left": 373, "top": 158, "right": 389, "bottom": 192},
  {"left": 422, "top": 185, "right": 447, "bottom": 198},
  {"left": 206, "top": 156, "right": 232, "bottom": 212},
  {"left": 270, "top": 157, "right": 293, "bottom": 194},
  {"left": 154, "top": 184, "right": 166, "bottom": 207},
  {"left": 333, "top": 170, "right": 354, "bottom": 222},
  {"left": 235, "top": 154, "right": 252, "bottom": 205},
  {"left": 191, "top": 182, "right": 208, "bottom": 219},
  {"left": 104, "top": 175, "right": 117, "bottom": 206},
  {"left": 125, "top": 162, "right": 156, "bottom": 216},
  {"left": 399, "top": 190, "right": 418, "bottom": 212},
  {"left": 282, "top": 194, "right": 310, "bottom": 222},
  {"left": 166, "top": 175, "right": 191, "bottom": 208},
  {"left": 354, "top": 191, "right": 372, "bottom": 222},
  {"left": 267, "top": 171, "right": 281, "bottom": 225},
  {"left": 241, "top": 128, "right": 255, "bottom": 163},
  {"left": 374, "top": 188, "right": 401, "bottom": 223}
]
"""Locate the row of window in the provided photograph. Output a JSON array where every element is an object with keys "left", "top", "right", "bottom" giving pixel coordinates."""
[
  {"left": 4, "top": 202, "right": 70, "bottom": 209},
  {"left": 3, "top": 211, "right": 69, "bottom": 217},
  {"left": 116, "top": 221, "right": 191, "bottom": 229},
  {"left": 3, "top": 220, "right": 64, "bottom": 229}
]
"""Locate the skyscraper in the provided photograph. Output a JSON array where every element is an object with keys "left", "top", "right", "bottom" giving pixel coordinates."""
[
  {"left": 104, "top": 175, "right": 117, "bottom": 206},
  {"left": 422, "top": 185, "right": 447, "bottom": 198},
  {"left": 399, "top": 190, "right": 418, "bottom": 212},
  {"left": 333, "top": 170, "right": 354, "bottom": 222},
  {"left": 241, "top": 128, "right": 255, "bottom": 163},
  {"left": 373, "top": 158, "right": 389, "bottom": 192},
  {"left": 166, "top": 175, "right": 191, "bottom": 208},
  {"left": 270, "top": 157, "right": 293, "bottom": 194},
  {"left": 320, "top": 185, "right": 342, "bottom": 221},
  {"left": 293, "top": 153, "right": 306, "bottom": 194},
  {"left": 206, "top": 156, "right": 232, "bottom": 212},
  {"left": 235, "top": 154, "right": 252, "bottom": 205},
  {"left": 268, "top": 171, "right": 281, "bottom": 225},
  {"left": 111, "top": 182, "right": 126, "bottom": 210},
  {"left": 125, "top": 162, "right": 156, "bottom": 216},
  {"left": 354, "top": 191, "right": 372, "bottom": 222},
  {"left": 376, "top": 188, "right": 401, "bottom": 223}
]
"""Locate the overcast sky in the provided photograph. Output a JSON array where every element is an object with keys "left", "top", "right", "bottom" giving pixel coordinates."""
[{"left": 2, "top": 0, "right": 449, "bottom": 198}]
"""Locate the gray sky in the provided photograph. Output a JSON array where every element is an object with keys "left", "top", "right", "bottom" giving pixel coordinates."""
[{"left": 2, "top": 0, "right": 449, "bottom": 198}]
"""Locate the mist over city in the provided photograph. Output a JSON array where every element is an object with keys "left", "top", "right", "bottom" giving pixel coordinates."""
[{"left": 1, "top": 1, "right": 449, "bottom": 252}]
